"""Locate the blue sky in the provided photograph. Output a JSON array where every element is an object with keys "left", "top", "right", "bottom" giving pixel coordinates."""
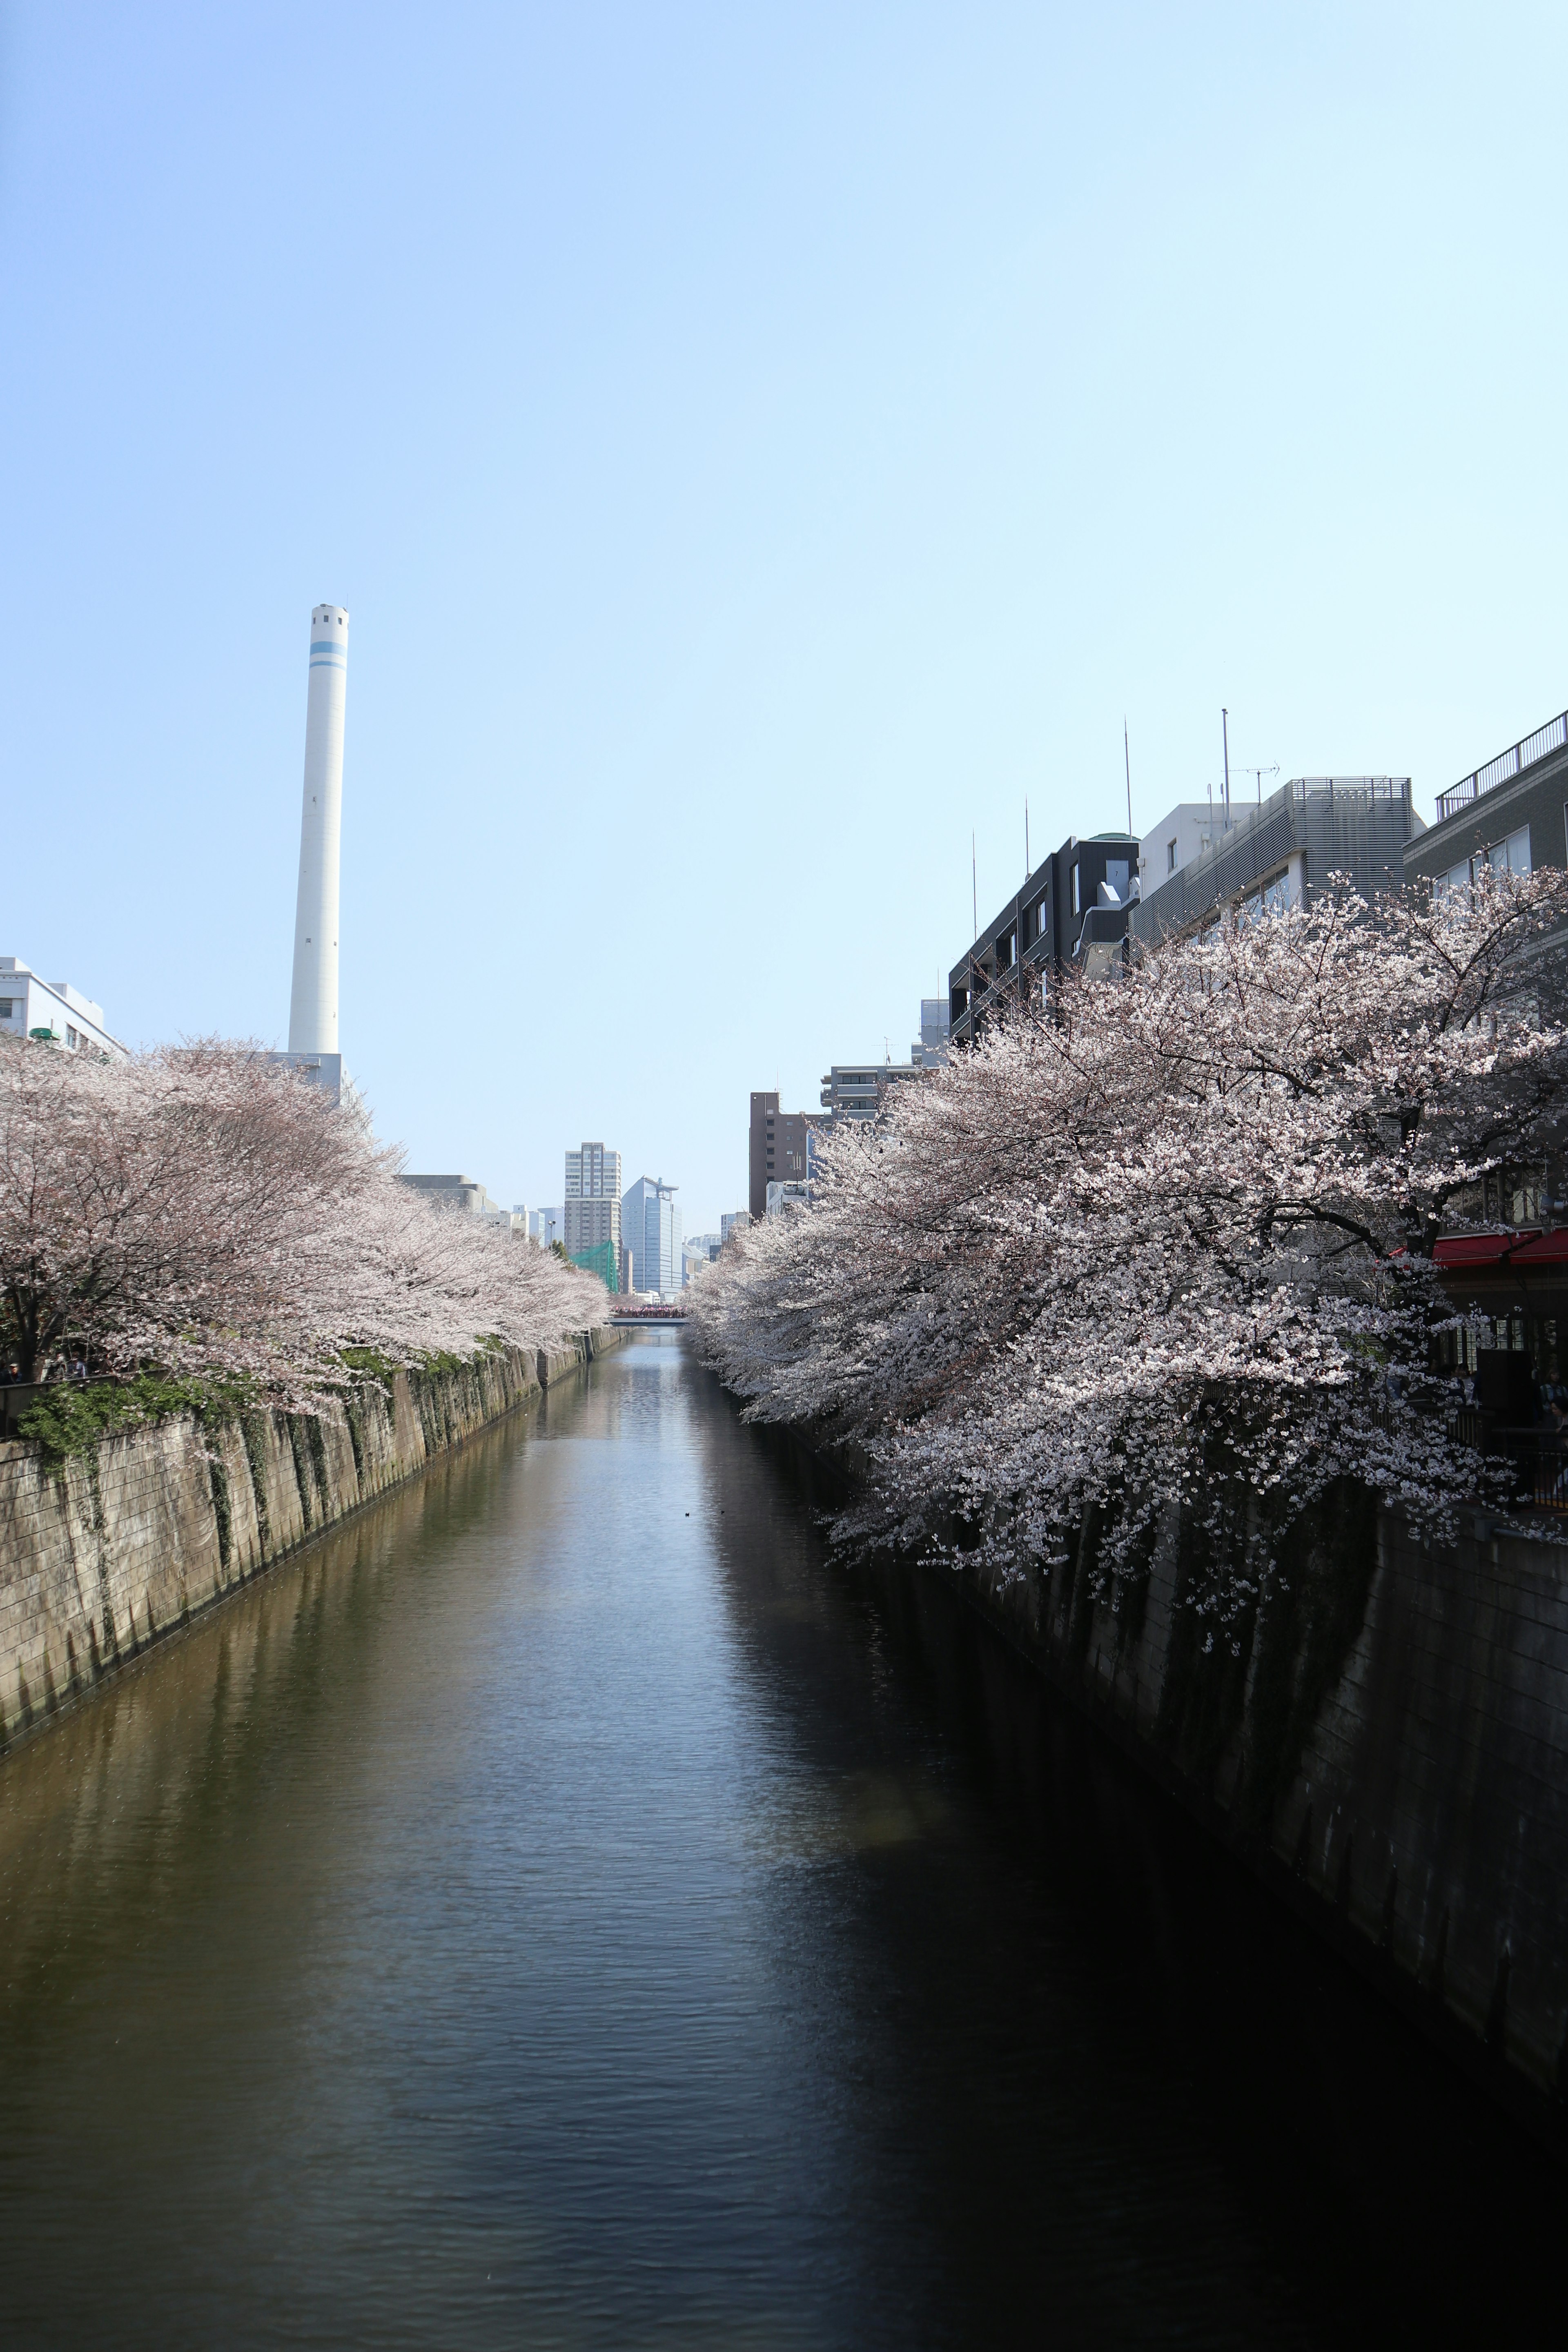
[{"left": 4, "top": 4, "right": 1566, "bottom": 1234}]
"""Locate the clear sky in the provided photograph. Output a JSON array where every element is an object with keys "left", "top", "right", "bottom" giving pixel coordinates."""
[{"left": 4, "top": 4, "right": 1566, "bottom": 1235}]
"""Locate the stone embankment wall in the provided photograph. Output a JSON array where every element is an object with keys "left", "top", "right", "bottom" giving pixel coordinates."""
[
  {"left": 0, "top": 1328, "right": 622, "bottom": 1753},
  {"left": 948, "top": 1485, "right": 1568, "bottom": 2128}
]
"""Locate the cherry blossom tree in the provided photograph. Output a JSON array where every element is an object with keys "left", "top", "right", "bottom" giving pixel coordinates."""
[
  {"left": 0, "top": 1037, "right": 606, "bottom": 1393},
  {"left": 688, "top": 868, "right": 1568, "bottom": 1629}
]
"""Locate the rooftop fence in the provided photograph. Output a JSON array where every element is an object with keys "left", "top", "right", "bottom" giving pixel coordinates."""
[{"left": 1435, "top": 711, "right": 1568, "bottom": 825}]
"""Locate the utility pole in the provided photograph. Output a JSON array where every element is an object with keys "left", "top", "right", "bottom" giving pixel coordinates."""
[
  {"left": 1123, "top": 719, "right": 1132, "bottom": 835},
  {"left": 1221, "top": 708, "right": 1232, "bottom": 826}
]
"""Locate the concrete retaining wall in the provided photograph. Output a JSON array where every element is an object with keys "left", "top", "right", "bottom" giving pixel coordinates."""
[
  {"left": 944, "top": 1485, "right": 1568, "bottom": 2127},
  {"left": 0, "top": 1328, "right": 622, "bottom": 1753},
  {"left": 766, "top": 1411, "right": 1568, "bottom": 2131}
]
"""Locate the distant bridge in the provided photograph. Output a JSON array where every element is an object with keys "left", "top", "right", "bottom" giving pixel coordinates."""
[{"left": 609, "top": 1308, "right": 688, "bottom": 1326}]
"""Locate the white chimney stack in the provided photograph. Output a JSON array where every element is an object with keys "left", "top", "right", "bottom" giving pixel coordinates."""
[{"left": 287, "top": 603, "right": 349, "bottom": 1054}]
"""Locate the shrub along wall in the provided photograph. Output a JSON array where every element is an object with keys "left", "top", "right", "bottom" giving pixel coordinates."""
[{"left": 0, "top": 1331, "right": 620, "bottom": 1753}]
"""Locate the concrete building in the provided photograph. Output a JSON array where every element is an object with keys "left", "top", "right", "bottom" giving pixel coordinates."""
[
  {"left": 1138, "top": 802, "right": 1229, "bottom": 894},
  {"left": 749, "top": 1093, "right": 811, "bottom": 1220},
  {"left": 766, "top": 1179, "right": 809, "bottom": 1215},
  {"left": 1403, "top": 707, "right": 1568, "bottom": 904},
  {"left": 268, "top": 1050, "right": 347, "bottom": 1106},
  {"left": 530, "top": 1207, "right": 564, "bottom": 1249},
  {"left": 720, "top": 1210, "right": 752, "bottom": 1247},
  {"left": 949, "top": 827, "right": 1142, "bottom": 1047},
  {"left": 0, "top": 959, "right": 127, "bottom": 1059},
  {"left": 564, "top": 1143, "right": 622, "bottom": 1264},
  {"left": 683, "top": 1234, "right": 721, "bottom": 1284},
  {"left": 622, "top": 1176, "right": 681, "bottom": 1298},
  {"left": 818, "top": 1062, "right": 921, "bottom": 1120},
  {"left": 1130, "top": 777, "right": 1420, "bottom": 947},
  {"left": 399, "top": 1171, "right": 503, "bottom": 1223},
  {"left": 288, "top": 604, "right": 349, "bottom": 1058}
]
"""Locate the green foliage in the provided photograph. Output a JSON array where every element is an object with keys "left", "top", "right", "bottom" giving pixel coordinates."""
[
  {"left": 17, "top": 1339, "right": 528, "bottom": 1477},
  {"left": 18, "top": 1371, "right": 259, "bottom": 1473}
]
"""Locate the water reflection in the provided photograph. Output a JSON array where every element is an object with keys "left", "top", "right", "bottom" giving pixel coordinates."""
[{"left": 0, "top": 1334, "right": 1555, "bottom": 2348}]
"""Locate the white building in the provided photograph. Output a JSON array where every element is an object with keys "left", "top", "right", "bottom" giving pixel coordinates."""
[
  {"left": 682, "top": 1234, "right": 721, "bottom": 1285},
  {"left": 1138, "top": 802, "right": 1239, "bottom": 896},
  {"left": 0, "top": 958, "right": 127, "bottom": 1059},
  {"left": 719, "top": 1210, "right": 752, "bottom": 1247},
  {"left": 531, "top": 1206, "right": 564, "bottom": 1249},
  {"left": 398, "top": 1174, "right": 523, "bottom": 1232},
  {"left": 766, "top": 1180, "right": 809, "bottom": 1216}
]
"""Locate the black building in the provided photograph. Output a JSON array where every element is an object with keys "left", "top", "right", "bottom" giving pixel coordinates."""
[
  {"left": 1402, "top": 708, "right": 1568, "bottom": 900},
  {"left": 949, "top": 830, "right": 1139, "bottom": 1048}
]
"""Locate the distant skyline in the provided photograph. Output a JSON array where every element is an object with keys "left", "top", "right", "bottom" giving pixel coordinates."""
[{"left": 4, "top": 4, "right": 1567, "bottom": 1234}]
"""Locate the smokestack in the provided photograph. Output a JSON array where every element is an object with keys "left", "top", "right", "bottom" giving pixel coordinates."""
[{"left": 287, "top": 604, "right": 349, "bottom": 1054}]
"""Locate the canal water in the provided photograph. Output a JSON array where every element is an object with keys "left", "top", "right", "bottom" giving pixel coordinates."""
[{"left": 0, "top": 1333, "right": 1557, "bottom": 2348}]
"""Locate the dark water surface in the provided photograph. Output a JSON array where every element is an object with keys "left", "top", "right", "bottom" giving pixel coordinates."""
[{"left": 0, "top": 1334, "right": 1557, "bottom": 2348}]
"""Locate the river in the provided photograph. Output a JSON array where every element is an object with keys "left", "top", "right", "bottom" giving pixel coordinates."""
[{"left": 0, "top": 1332, "right": 1557, "bottom": 2347}]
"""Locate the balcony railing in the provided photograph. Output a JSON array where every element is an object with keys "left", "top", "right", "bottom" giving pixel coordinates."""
[
  {"left": 1435, "top": 710, "right": 1568, "bottom": 826},
  {"left": 1285, "top": 775, "right": 1406, "bottom": 806}
]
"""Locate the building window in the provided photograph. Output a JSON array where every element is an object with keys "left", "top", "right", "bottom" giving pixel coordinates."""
[
  {"left": 66, "top": 1026, "right": 78, "bottom": 1047},
  {"left": 0, "top": 1000, "right": 11, "bottom": 1018},
  {"left": 1167, "top": 839, "right": 1177, "bottom": 873},
  {"left": 1071, "top": 864, "right": 1080, "bottom": 916},
  {"left": 1436, "top": 825, "right": 1532, "bottom": 900}
]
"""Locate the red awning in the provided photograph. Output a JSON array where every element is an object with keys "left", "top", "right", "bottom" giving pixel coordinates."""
[
  {"left": 1432, "top": 1232, "right": 1526, "bottom": 1267},
  {"left": 1499, "top": 1228, "right": 1568, "bottom": 1265}
]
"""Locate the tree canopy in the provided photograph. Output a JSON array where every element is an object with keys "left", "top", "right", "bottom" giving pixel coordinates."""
[{"left": 688, "top": 869, "right": 1568, "bottom": 1631}]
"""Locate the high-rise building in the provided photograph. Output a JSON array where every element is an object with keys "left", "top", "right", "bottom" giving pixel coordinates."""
[
  {"left": 719, "top": 1210, "right": 752, "bottom": 1248},
  {"left": 564, "top": 1143, "right": 622, "bottom": 1261},
  {"left": 914, "top": 999, "right": 950, "bottom": 1068},
  {"left": 748, "top": 1092, "right": 811, "bottom": 1221},
  {"left": 622, "top": 1176, "right": 682, "bottom": 1298}
]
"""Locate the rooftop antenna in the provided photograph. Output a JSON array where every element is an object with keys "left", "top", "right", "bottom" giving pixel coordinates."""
[
  {"left": 1123, "top": 718, "right": 1132, "bottom": 835},
  {"left": 1234, "top": 760, "right": 1280, "bottom": 806},
  {"left": 1025, "top": 797, "right": 1030, "bottom": 878},
  {"left": 972, "top": 831, "right": 978, "bottom": 941},
  {"left": 1221, "top": 707, "right": 1232, "bottom": 827}
]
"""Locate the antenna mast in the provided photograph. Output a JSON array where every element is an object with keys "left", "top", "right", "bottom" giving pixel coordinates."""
[
  {"left": 972, "top": 832, "right": 978, "bottom": 941},
  {"left": 1123, "top": 718, "right": 1132, "bottom": 835},
  {"left": 1221, "top": 707, "right": 1232, "bottom": 826}
]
